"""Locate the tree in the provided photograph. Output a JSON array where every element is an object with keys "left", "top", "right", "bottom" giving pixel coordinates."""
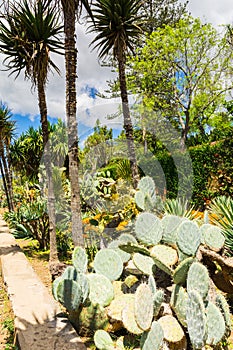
[
  {"left": 0, "top": 102, "right": 15, "bottom": 211},
  {"left": 141, "top": 0, "right": 188, "bottom": 34},
  {"left": 59, "top": 0, "right": 93, "bottom": 247},
  {"left": 128, "top": 17, "right": 233, "bottom": 150},
  {"left": 10, "top": 126, "right": 44, "bottom": 181},
  {"left": 0, "top": 0, "right": 64, "bottom": 267},
  {"left": 89, "top": 0, "right": 144, "bottom": 188}
]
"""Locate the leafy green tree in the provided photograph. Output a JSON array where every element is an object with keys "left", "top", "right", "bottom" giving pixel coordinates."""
[
  {"left": 0, "top": 102, "right": 15, "bottom": 211},
  {"left": 128, "top": 17, "right": 233, "bottom": 150},
  {"left": 0, "top": 0, "right": 63, "bottom": 266},
  {"left": 89, "top": 0, "right": 144, "bottom": 188},
  {"left": 141, "top": 0, "right": 188, "bottom": 34}
]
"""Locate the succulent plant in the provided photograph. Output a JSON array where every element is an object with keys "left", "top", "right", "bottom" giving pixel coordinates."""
[
  {"left": 135, "top": 176, "right": 159, "bottom": 212},
  {"left": 158, "top": 315, "right": 187, "bottom": 349},
  {"left": 206, "top": 301, "right": 226, "bottom": 346},
  {"left": 140, "top": 321, "right": 164, "bottom": 350},
  {"left": 72, "top": 246, "right": 88, "bottom": 273},
  {"left": 87, "top": 273, "right": 114, "bottom": 307},
  {"left": 151, "top": 255, "right": 173, "bottom": 276},
  {"left": 186, "top": 290, "right": 207, "bottom": 349},
  {"left": 173, "top": 257, "right": 195, "bottom": 285},
  {"left": 152, "top": 289, "right": 164, "bottom": 317},
  {"left": 161, "top": 214, "right": 182, "bottom": 247},
  {"left": 122, "top": 295, "right": 144, "bottom": 335},
  {"left": 56, "top": 279, "right": 83, "bottom": 311},
  {"left": 135, "top": 283, "right": 154, "bottom": 331},
  {"left": 135, "top": 212, "right": 163, "bottom": 245},
  {"left": 200, "top": 224, "right": 225, "bottom": 252},
  {"left": 133, "top": 253, "right": 155, "bottom": 275},
  {"left": 150, "top": 244, "right": 178, "bottom": 266},
  {"left": 107, "top": 294, "right": 134, "bottom": 322},
  {"left": 170, "top": 285, "right": 188, "bottom": 327},
  {"left": 216, "top": 293, "right": 231, "bottom": 337},
  {"left": 177, "top": 220, "right": 201, "bottom": 256},
  {"left": 187, "top": 262, "right": 209, "bottom": 300},
  {"left": 93, "top": 248, "right": 123, "bottom": 281},
  {"left": 94, "top": 330, "right": 115, "bottom": 350}
]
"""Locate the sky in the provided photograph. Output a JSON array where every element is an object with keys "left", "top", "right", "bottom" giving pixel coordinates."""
[{"left": 1, "top": 0, "right": 233, "bottom": 139}]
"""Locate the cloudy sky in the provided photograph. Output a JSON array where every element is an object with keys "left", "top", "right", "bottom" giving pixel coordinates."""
[{"left": 0, "top": 0, "right": 233, "bottom": 138}]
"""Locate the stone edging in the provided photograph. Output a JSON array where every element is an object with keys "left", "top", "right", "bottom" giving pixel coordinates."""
[{"left": 0, "top": 222, "right": 86, "bottom": 350}]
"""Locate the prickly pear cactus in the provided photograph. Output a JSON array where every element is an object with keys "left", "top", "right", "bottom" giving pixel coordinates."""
[
  {"left": 161, "top": 214, "right": 182, "bottom": 247},
  {"left": 87, "top": 273, "right": 114, "bottom": 307},
  {"left": 150, "top": 244, "right": 178, "bottom": 266},
  {"left": 173, "top": 257, "right": 195, "bottom": 285},
  {"left": 135, "top": 176, "right": 158, "bottom": 212},
  {"left": 133, "top": 253, "right": 155, "bottom": 275},
  {"left": 152, "top": 289, "right": 164, "bottom": 317},
  {"left": 56, "top": 279, "right": 83, "bottom": 311},
  {"left": 201, "top": 224, "right": 225, "bottom": 252},
  {"left": 186, "top": 290, "right": 207, "bottom": 349},
  {"left": 135, "top": 283, "right": 154, "bottom": 331},
  {"left": 177, "top": 220, "right": 201, "bottom": 256},
  {"left": 206, "top": 301, "right": 226, "bottom": 346},
  {"left": 94, "top": 330, "right": 115, "bottom": 350},
  {"left": 107, "top": 294, "right": 134, "bottom": 322},
  {"left": 158, "top": 315, "right": 187, "bottom": 349},
  {"left": 72, "top": 246, "right": 88, "bottom": 273},
  {"left": 93, "top": 248, "right": 123, "bottom": 281},
  {"left": 140, "top": 321, "right": 164, "bottom": 350},
  {"left": 187, "top": 262, "right": 209, "bottom": 300},
  {"left": 170, "top": 285, "right": 188, "bottom": 327},
  {"left": 122, "top": 295, "right": 144, "bottom": 335},
  {"left": 216, "top": 293, "right": 231, "bottom": 337},
  {"left": 135, "top": 212, "right": 163, "bottom": 245}
]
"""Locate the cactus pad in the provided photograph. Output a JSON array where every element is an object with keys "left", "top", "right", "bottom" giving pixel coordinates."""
[
  {"left": 173, "top": 257, "right": 195, "bottom": 285},
  {"left": 140, "top": 321, "right": 164, "bottom": 350},
  {"left": 135, "top": 212, "right": 163, "bottom": 245},
  {"left": 161, "top": 214, "right": 182, "bottom": 246},
  {"left": 87, "top": 273, "right": 114, "bottom": 307},
  {"left": 150, "top": 244, "right": 178, "bottom": 266},
  {"left": 133, "top": 253, "right": 155, "bottom": 275},
  {"left": 57, "top": 279, "right": 82, "bottom": 311},
  {"left": 148, "top": 274, "right": 157, "bottom": 294},
  {"left": 187, "top": 262, "right": 209, "bottom": 300},
  {"left": 206, "top": 301, "right": 226, "bottom": 346},
  {"left": 119, "top": 242, "right": 150, "bottom": 256},
  {"left": 135, "top": 283, "right": 154, "bottom": 331},
  {"left": 186, "top": 290, "right": 207, "bottom": 349},
  {"left": 72, "top": 246, "right": 88, "bottom": 273},
  {"left": 216, "top": 294, "right": 231, "bottom": 337},
  {"left": 201, "top": 224, "right": 225, "bottom": 252},
  {"left": 94, "top": 330, "right": 115, "bottom": 350},
  {"left": 177, "top": 220, "right": 201, "bottom": 256},
  {"left": 108, "top": 240, "right": 131, "bottom": 263},
  {"left": 52, "top": 276, "right": 62, "bottom": 301},
  {"left": 153, "top": 289, "right": 164, "bottom": 317},
  {"left": 61, "top": 266, "right": 77, "bottom": 280},
  {"left": 170, "top": 285, "right": 188, "bottom": 327},
  {"left": 76, "top": 272, "right": 89, "bottom": 303},
  {"left": 158, "top": 315, "right": 187, "bottom": 347},
  {"left": 151, "top": 255, "right": 173, "bottom": 276},
  {"left": 122, "top": 295, "right": 144, "bottom": 335},
  {"left": 107, "top": 294, "right": 134, "bottom": 322},
  {"left": 94, "top": 248, "right": 123, "bottom": 281}
]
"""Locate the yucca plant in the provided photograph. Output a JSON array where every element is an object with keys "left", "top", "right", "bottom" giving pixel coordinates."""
[{"left": 209, "top": 196, "right": 233, "bottom": 255}]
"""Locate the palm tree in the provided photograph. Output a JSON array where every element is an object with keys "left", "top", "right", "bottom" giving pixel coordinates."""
[
  {"left": 59, "top": 0, "right": 93, "bottom": 247},
  {"left": 89, "top": 0, "right": 143, "bottom": 188},
  {"left": 0, "top": 102, "right": 15, "bottom": 211},
  {"left": 0, "top": 0, "right": 64, "bottom": 269}
]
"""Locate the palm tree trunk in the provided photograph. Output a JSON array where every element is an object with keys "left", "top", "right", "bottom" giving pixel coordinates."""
[
  {"left": 0, "top": 148, "right": 14, "bottom": 210},
  {"left": 62, "top": 1, "right": 84, "bottom": 247},
  {"left": 37, "top": 78, "right": 59, "bottom": 263},
  {"left": 117, "top": 50, "right": 139, "bottom": 189},
  {"left": 0, "top": 157, "right": 11, "bottom": 211}
]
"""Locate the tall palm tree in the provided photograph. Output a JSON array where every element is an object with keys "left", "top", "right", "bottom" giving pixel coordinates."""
[
  {"left": 0, "top": 0, "right": 64, "bottom": 269},
  {"left": 89, "top": 0, "right": 143, "bottom": 188},
  {"left": 0, "top": 102, "right": 15, "bottom": 211},
  {"left": 59, "top": 0, "right": 93, "bottom": 247}
]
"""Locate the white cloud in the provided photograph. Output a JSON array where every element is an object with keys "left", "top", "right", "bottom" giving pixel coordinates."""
[{"left": 1, "top": 2, "right": 233, "bottom": 131}]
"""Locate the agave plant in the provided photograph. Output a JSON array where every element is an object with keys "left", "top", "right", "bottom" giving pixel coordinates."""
[
  {"left": 164, "top": 198, "right": 195, "bottom": 219},
  {"left": 209, "top": 196, "right": 233, "bottom": 255}
]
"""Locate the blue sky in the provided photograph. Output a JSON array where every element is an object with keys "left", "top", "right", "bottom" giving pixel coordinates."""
[{"left": 2, "top": 0, "right": 233, "bottom": 142}]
